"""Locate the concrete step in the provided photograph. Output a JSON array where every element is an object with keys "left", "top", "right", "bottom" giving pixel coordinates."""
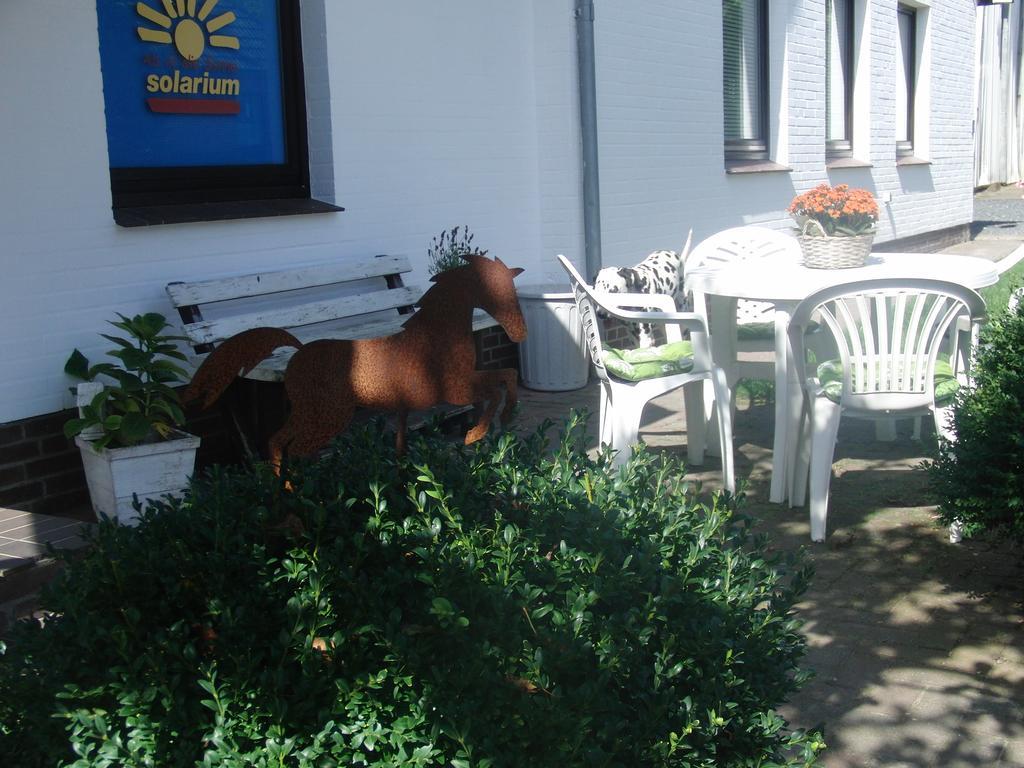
[{"left": 0, "top": 508, "right": 94, "bottom": 637}]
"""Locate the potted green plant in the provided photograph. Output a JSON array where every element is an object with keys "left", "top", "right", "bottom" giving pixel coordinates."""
[
  {"left": 64, "top": 312, "right": 200, "bottom": 526},
  {"left": 788, "top": 183, "right": 880, "bottom": 268}
]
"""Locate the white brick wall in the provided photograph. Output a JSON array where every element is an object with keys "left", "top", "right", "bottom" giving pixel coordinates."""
[
  {"left": 592, "top": 0, "right": 975, "bottom": 267},
  {"left": 531, "top": 0, "right": 587, "bottom": 288},
  {"left": 0, "top": 1, "right": 570, "bottom": 423},
  {"left": 0, "top": 1, "right": 976, "bottom": 423}
]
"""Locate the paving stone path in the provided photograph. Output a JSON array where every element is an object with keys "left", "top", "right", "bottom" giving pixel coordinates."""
[{"left": 513, "top": 367, "right": 1022, "bottom": 767}]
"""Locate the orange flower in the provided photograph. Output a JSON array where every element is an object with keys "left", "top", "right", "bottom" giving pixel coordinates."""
[{"left": 789, "top": 184, "right": 878, "bottom": 236}]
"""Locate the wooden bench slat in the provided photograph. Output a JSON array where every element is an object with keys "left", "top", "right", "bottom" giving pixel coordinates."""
[
  {"left": 182, "top": 285, "right": 422, "bottom": 346},
  {"left": 187, "top": 310, "right": 498, "bottom": 383},
  {"left": 167, "top": 255, "right": 413, "bottom": 306}
]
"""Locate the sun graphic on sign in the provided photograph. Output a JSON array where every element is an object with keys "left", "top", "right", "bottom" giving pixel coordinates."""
[{"left": 136, "top": 0, "right": 240, "bottom": 62}]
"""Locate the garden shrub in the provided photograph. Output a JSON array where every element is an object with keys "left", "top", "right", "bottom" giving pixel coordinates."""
[
  {"left": 929, "top": 298, "right": 1024, "bottom": 543},
  {"left": 0, "top": 414, "right": 823, "bottom": 767}
]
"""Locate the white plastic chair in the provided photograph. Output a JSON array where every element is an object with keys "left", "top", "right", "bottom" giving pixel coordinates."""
[
  {"left": 787, "top": 279, "right": 986, "bottom": 542},
  {"left": 908, "top": 277, "right": 1021, "bottom": 441},
  {"left": 686, "top": 226, "right": 808, "bottom": 408},
  {"left": 557, "top": 255, "right": 735, "bottom": 491}
]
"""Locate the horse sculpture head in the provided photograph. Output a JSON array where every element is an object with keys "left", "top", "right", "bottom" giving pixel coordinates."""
[
  {"left": 469, "top": 253, "right": 527, "bottom": 343},
  {"left": 433, "top": 253, "right": 527, "bottom": 343}
]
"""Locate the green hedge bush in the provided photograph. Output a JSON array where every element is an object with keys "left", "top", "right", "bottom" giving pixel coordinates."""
[
  {"left": 929, "top": 298, "right": 1024, "bottom": 542},
  {"left": 1, "top": 414, "right": 823, "bottom": 767}
]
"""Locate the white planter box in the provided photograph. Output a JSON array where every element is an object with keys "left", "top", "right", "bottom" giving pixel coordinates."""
[
  {"left": 76, "top": 432, "right": 200, "bottom": 526},
  {"left": 516, "top": 285, "right": 589, "bottom": 391}
]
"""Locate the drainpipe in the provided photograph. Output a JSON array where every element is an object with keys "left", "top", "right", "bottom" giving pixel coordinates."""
[{"left": 574, "top": 0, "right": 602, "bottom": 280}]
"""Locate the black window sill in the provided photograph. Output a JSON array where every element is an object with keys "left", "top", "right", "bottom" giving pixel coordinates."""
[
  {"left": 725, "top": 159, "right": 792, "bottom": 174},
  {"left": 113, "top": 198, "right": 344, "bottom": 227},
  {"left": 896, "top": 156, "right": 930, "bottom": 167},
  {"left": 827, "top": 157, "right": 873, "bottom": 169}
]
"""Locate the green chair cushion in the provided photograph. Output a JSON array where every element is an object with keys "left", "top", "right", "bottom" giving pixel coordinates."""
[
  {"left": 817, "top": 358, "right": 959, "bottom": 405},
  {"left": 736, "top": 320, "right": 820, "bottom": 341},
  {"left": 602, "top": 341, "right": 695, "bottom": 382}
]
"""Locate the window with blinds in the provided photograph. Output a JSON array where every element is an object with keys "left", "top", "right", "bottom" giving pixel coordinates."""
[
  {"left": 826, "top": 0, "right": 854, "bottom": 157},
  {"left": 723, "top": 0, "right": 768, "bottom": 160}
]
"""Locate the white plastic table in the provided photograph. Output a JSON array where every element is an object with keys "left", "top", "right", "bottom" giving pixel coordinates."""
[{"left": 685, "top": 251, "right": 1000, "bottom": 504}]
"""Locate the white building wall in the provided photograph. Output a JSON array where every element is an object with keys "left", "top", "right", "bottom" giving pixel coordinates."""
[
  {"left": 0, "top": 1, "right": 572, "bottom": 423},
  {"left": 531, "top": 0, "right": 587, "bottom": 288},
  {"left": 592, "top": 2, "right": 731, "bottom": 264},
  {"left": 0, "top": 1, "right": 976, "bottom": 424},
  {"left": 592, "top": 0, "right": 975, "bottom": 268}
]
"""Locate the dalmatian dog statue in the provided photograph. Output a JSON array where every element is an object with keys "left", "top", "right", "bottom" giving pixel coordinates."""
[{"left": 594, "top": 230, "right": 692, "bottom": 348}]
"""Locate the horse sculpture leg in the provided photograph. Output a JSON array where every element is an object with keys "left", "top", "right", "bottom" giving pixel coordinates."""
[
  {"left": 463, "top": 368, "right": 518, "bottom": 444},
  {"left": 497, "top": 369, "right": 518, "bottom": 423},
  {"left": 395, "top": 410, "right": 409, "bottom": 456},
  {"left": 268, "top": 399, "right": 355, "bottom": 474},
  {"left": 268, "top": 340, "right": 356, "bottom": 474}
]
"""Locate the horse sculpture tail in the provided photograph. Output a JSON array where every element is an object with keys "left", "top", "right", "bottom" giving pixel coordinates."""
[{"left": 183, "top": 327, "right": 302, "bottom": 408}]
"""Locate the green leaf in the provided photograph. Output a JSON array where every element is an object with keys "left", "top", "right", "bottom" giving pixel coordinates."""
[
  {"left": 64, "top": 349, "right": 91, "bottom": 380},
  {"left": 89, "top": 389, "right": 110, "bottom": 410},
  {"left": 112, "top": 372, "right": 145, "bottom": 392},
  {"left": 150, "top": 359, "right": 190, "bottom": 380},
  {"left": 87, "top": 362, "right": 119, "bottom": 379},
  {"left": 110, "top": 348, "right": 151, "bottom": 371},
  {"left": 152, "top": 344, "right": 189, "bottom": 361},
  {"left": 99, "top": 334, "right": 136, "bottom": 350},
  {"left": 118, "top": 413, "right": 151, "bottom": 445},
  {"left": 430, "top": 597, "right": 454, "bottom": 617},
  {"left": 199, "top": 698, "right": 219, "bottom": 712},
  {"left": 151, "top": 400, "right": 186, "bottom": 427},
  {"left": 140, "top": 312, "right": 170, "bottom": 336}
]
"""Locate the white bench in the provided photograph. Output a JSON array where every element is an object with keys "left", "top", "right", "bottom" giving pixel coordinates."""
[
  {"left": 167, "top": 255, "right": 432, "bottom": 379},
  {"left": 166, "top": 255, "right": 499, "bottom": 444},
  {"left": 168, "top": 254, "right": 500, "bottom": 379}
]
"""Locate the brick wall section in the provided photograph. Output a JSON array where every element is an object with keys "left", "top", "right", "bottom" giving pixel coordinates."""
[
  {"left": 474, "top": 326, "right": 521, "bottom": 371},
  {"left": 0, "top": 411, "right": 88, "bottom": 517},
  {"left": 603, "top": 318, "right": 639, "bottom": 348},
  {"left": 874, "top": 224, "right": 971, "bottom": 254},
  {"left": 0, "top": 404, "right": 233, "bottom": 519}
]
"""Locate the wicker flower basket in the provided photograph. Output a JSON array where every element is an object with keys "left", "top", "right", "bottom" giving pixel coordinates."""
[{"left": 796, "top": 219, "right": 875, "bottom": 269}]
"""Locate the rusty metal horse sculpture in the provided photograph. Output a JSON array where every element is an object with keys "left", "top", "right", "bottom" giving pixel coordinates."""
[{"left": 184, "top": 253, "right": 527, "bottom": 469}]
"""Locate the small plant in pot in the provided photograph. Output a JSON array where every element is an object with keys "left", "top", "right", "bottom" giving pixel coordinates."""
[
  {"left": 427, "top": 224, "right": 487, "bottom": 276},
  {"left": 788, "top": 183, "right": 879, "bottom": 268},
  {"left": 64, "top": 312, "right": 199, "bottom": 526}
]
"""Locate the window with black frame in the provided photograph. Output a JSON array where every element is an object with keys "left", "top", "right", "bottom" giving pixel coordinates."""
[
  {"left": 826, "top": 0, "right": 854, "bottom": 159},
  {"left": 96, "top": 0, "right": 336, "bottom": 225},
  {"left": 723, "top": 0, "right": 769, "bottom": 162},
  {"left": 895, "top": 4, "right": 917, "bottom": 157}
]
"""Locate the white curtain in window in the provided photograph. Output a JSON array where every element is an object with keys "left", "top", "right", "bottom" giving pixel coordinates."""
[
  {"left": 975, "top": 3, "right": 1024, "bottom": 186},
  {"left": 826, "top": 0, "right": 850, "bottom": 143},
  {"left": 723, "top": 0, "right": 763, "bottom": 142}
]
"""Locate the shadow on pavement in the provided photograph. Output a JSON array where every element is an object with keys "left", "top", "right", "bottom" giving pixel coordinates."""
[{"left": 513, "top": 385, "right": 1024, "bottom": 768}]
